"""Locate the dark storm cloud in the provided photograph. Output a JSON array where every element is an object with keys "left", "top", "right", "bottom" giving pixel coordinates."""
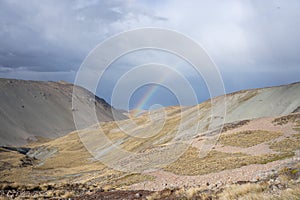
[
  {"left": 0, "top": 0, "right": 80, "bottom": 71},
  {"left": 0, "top": 0, "right": 163, "bottom": 72},
  {"left": 1, "top": 0, "right": 299, "bottom": 74}
]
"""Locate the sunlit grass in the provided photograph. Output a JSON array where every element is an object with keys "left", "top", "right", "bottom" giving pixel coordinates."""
[
  {"left": 269, "top": 133, "right": 300, "bottom": 153},
  {"left": 164, "top": 147, "right": 293, "bottom": 176},
  {"left": 219, "top": 130, "right": 283, "bottom": 148}
]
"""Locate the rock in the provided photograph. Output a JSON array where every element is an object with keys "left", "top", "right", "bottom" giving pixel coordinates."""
[
  {"left": 272, "top": 185, "right": 278, "bottom": 192},
  {"left": 207, "top": 184, "right": 214, "bottom": 190},
  {"left": 134, "top": 193, "right": 142, "bottom": 198},
  {"left": 19, "top": 156, "right": 36, "bottom": 167},
  {"left": 215, "top": 181, "right": 223, "bottom": 188},
  {"left": 277, "top": 184, "right": 284, "bottom": 189},
  {"left": 250, "top": 178, "right": 258, "bottom": 183}
]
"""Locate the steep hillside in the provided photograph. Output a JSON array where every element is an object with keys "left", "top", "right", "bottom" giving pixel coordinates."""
[
  {"left": 0, "top": 112, "right": 299, "bottom": 199},
  {"left": 219, "top": 82, "right": 300, "bottom": 122},
  {"left": 0, "top": 82, "right": 299, "bottom": 199},
  {"left": 0, "top": 78, "right": 127, "bottom": 146},
  {"left": 86, "top": 82, "right": 300, "bottom": 170}
]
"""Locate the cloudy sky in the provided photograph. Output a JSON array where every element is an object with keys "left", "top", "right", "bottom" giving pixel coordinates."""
[{"left": 0, "top": 0, "right": 299, "bottom": 109}]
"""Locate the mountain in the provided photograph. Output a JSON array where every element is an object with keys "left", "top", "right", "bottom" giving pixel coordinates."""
[
  {"left": 0, "top": 81, "right": 299, "bottom": 199},
  {"left": 2, "top": 81, "right": 299, "bottom": 171},
  {"left": 0, "top": 78, "right": 127, "bottom": 146}
]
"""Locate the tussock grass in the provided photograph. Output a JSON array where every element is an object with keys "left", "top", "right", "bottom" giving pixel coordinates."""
[
  {"left": 219, "top": 183, "right": 267, "bottom": 200},
  {"left": 293, "top": 120, "right": 300, "bottom": 132},
  {"left": 279, "top": 167, "right": 300, "bottom": 181},
  {"left": 61, "top": 191, "right": 75, "bottom": 198},
  {"left": 219, "top": 183, "right": 300, "bottom": 200},
  {"left": 118, "top": 116, "right": 180, "bottom": 152},
  {"left": 146, "top": 191, "right": 161, "bottom": 200},
  {"left": 272, "top": 113, "right": 300, "bottom": 125},
  {"left": 219, "top": 130, "right": 283, "bottom": 148},
  {"left": 0, "top": 183, "right": 51, "bottom": 192},
  {"left": 108, "top": 173, "right": 154, "bottom": 188},
  {"left": 269, "top": 133, "right": 300, "bottom": 153},
  {"left": 165, "top": 147, "right": 293, "bottom": 176},
  {"left": 274, "top": 187, "right": 300, "bottom": 200},
  {"left": 221, "top": 120, "right": 250, "bottom": 133}
]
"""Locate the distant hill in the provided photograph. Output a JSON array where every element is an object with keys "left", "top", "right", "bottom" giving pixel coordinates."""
[{"left": 0, "top": 78, "right": 127, "bottom": 146}]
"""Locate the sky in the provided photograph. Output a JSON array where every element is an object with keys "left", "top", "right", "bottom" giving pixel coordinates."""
[{"left": 0, "top": 0, "right": 299, "bottom": 110}]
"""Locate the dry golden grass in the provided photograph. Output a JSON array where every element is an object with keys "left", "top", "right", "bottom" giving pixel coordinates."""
[
  {"left": 113, "top": 114, "right": 182, "bottom": 153},
  {"left": 221, "top": 120, "right": 250, "bottom": 133},
  {"left": 1, "top": 161, "right": 299, "bottom": 199},
  {"left": 61, "top": 191, "right": 75, "bottom": 198},
  {"left": 0, "top": 148, "right": 23, "bottom": 167},
  {"left": 94, "top": 109, "right": 184, "bottom": 153},
  {"left": 31, "top": 131, "right": 108, "bottom": 173},
  {"left": 0, "top": 99, "right": 213, "bottom": 185},
  {"left": 272, "top": 113, "right": 300, "bottom": 125},
  {"left": 1, "top": 108, "right": 298, "bottom": 195},
  {"left": 269, "top": 133, "right": 300, "bottom": 153},
  {"left": 0, "top": 131, "right": 125, "bottom": 185},
  {"left": 0, "top": 183, "right": 55, "bottom": 192},
  {"left": 145, "top": 191, "right": 161, "bottom": 200},
  {"left": 0, "top": 149, "right": 36, "bottom": 184},
  {"left": 218, "top": 161, "right": 300, "bottom": 200},
  {"left": 0, "top": 128, "right": 156, "bottom": 188},
  {"left": 219, "top": 183, "right": 267, "bottom": 200},
  {"left": 122, "top": 103, "right": 212, "bottom": 152},
  {"left": 274, "top": 187, "right": 300, "bottom": 200},
  {"left": 293, "top": 120, "right": 300, "bottom": 132},
  {"left": 219, "top": 130, "right": 283, "bottom": 148},
  {"left": 219, "top": 183, "right": 300, "bottom": 200},
  {"left": 106, "top": 173, "right": 154, "bottom": 188},
  {"left": 279, "top": 167, "right": 300, "bottom": 181},
  {"left": 145, "top": 187, "right": 216, "bottom": 200},
  {"left": 164, "top": 147, "right": 293, "bottom": 176}
]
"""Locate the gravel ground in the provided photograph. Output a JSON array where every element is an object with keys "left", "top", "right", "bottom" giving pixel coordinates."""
[{"left": 130, "top": 115, "right": 299, "bottom": 191}]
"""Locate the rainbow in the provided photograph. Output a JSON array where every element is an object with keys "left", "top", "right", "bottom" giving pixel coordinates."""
[
  {"left": 135, "top": 84, "right": 158, "bottom": 110},
  {"left": 132, "top": 73, "right": 168, "bottom": 116}
]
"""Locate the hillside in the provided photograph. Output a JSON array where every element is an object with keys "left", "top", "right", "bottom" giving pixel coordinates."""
[
  {"left": 0, "top": 78, "right": 127, "bottom": 146},
  {"left": 0, "top": 81, "right": 299, "bottom": 199}
]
